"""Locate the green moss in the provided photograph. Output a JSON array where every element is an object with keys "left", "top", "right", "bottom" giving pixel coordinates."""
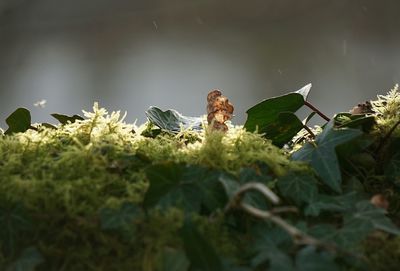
[
  {"left": 371, "top": 84, "right": 400, "bottom": 138},
  {"left": 1, "top": 93, "right": 399, "bottom": 270},
  {"left": 0, "top": 103, "right": 299, "bottom": 270}
]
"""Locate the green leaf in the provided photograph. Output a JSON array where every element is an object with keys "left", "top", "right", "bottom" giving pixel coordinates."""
[
  {"left": 277, "top": 173, "right": 318, "bottom": 205},
  {"left": 159, "top": 248, "right": 190, "bottom": 271},
  {"left": 143, "top": 162, "right": 184, "bottom": 208},
  {"left": 244, "top": 84, "right": 311, "bottom": 133},
  {"left": 250, "top": 224, "right": 293, "bottom": 269},
  {"left": 0, "top": 202, "right": 32, "bottom": 255},
  {"left": 145, "top": 107, "right": 202, "bottom": 133},
  {"left": 244, "top": 93, "right": 304, "bottom": 133},
  {"left": 310, "top": 201, "right": 400, "bottom": 248},
  {"left": 5, "top": 108, "right": 31, "bottom": 135},
  {"left": 304, "top": 192, "right": 364, "bottom": 216},
  {"left": 264, "top": 112, "right": 304, "bottom": 147},
  {"left": 51, "top": 113, "right": 84, "bottom": 124},
  {"left": 6, "top": 247, "right": 44, "bottom": 271},
  {"left": 181, "top": 220, "right": 222, "bottom": 271},
  {"left": 295, "top": 83, "right": 312, "bottom": 101},
  {"left": 344, "top": 201, "right": 400, "bottom": 236},
  {"left": 292, "top": 120, "right": 362, "bottom": 193},
  {"left": 385, "top": 151, "right": 400, "bottom": 187},
  {"left": 144, "top": 163, "right": 222, "bottom": 213},
  {"left": 334, "top": 113, "right": 375, "bottom": 131},
  {"left": 99, "top": 202, "right": 141, "bottom": 231},
  {"left": 295, "top": 246, "right": 338, "bottom": 271},
  {"left": 218, "top": 173, "right": 241, "bottom": 199}
]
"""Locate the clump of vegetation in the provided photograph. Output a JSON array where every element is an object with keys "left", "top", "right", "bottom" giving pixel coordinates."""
[{"left": 0, "top": 84, "right": 400, "bottom": 270}]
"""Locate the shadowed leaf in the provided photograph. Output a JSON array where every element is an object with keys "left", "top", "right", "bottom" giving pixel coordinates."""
[
  {"left": 244, "top": 84, "right": 311, "bottom": 144},
  {"left": 181, "top": 220, "right": 222, "bottom": 271},
  {"left": 100, "top": 202, "right": 141, "bottom": 231},
  {"left": 6, "top": 247, "right": 44, "bottom": 271},
  {"left": 51, "top": 113, "right": 84, "bottom": 124},
  {"left": 292, "top": 120, "right": 362, "bottom": 192},
  {"left": 277, "top": 173, "right": 318, "bottom": 205},
  {"left": 295, "top": 246, "right": 338, "bottom": 271},
  {"left": 159, "top": 248, "right": 190, "bottom": 271},
  {"left": 5, "top": 108, "right": 31, "bottom": 135},
  {"left": 144, "top": 163, "right": 224, "bottom": 213}
]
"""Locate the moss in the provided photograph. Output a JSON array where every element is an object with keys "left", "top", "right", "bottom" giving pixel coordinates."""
[
  {"left": 371, "top": 84, "right": 400, "bottom": 138},
  {"left": 0, "top": 103, "right": 299, "bottom": 270},
  {"left": 2, "top": 91, "right": 399, "bottom": 270}
]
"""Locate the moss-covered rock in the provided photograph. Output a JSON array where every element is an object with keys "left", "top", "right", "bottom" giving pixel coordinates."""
[{"left": 1, "top": 85, "right": 400, "bottom": 270}]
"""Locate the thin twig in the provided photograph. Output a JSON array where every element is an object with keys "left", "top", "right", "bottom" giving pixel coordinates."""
[
  {"left": 225, "top": 182, "right": 367, "bottom": 261},
  {"left": 304, "top": 101, "right": 330, "bottom": 122},
  {"left": 303, "top": 125, "right": 316, "bottom": 139},
  {"left": 240, "top": 203, "right": 322, "bottom": 247}
]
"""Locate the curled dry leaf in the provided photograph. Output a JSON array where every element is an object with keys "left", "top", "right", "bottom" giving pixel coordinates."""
[
  {"left": 350, "top": 101, "right": 373, "bottom": 115},
  {"left": 207, "top": 89, "right": 234, "bottom": 131},
  {"left": 370, "top": 194, "right": 389, "bottom": 210}
]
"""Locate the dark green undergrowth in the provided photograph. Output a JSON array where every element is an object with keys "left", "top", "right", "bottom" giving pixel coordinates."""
[{"left": 1, "top": 84, "right": 400, "bottom": 271}]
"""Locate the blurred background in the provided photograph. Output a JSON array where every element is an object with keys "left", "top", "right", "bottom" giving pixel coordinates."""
[{"left": 1, "top": 0, "right": 400, "bottom": 127}]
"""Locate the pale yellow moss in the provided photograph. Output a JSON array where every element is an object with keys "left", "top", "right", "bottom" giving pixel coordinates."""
[{"left": 371, "top": 84, "right": 400, "bottom": 137}]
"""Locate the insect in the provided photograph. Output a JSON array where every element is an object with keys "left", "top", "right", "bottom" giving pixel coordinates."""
[{"left": 207, "top": 89, "right": 234, "bottom": 131}]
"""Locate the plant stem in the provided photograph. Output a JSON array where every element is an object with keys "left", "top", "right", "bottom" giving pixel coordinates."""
[
  {"left": 303, "top": 125, "right": 316, "bottom": 138},
  {"left": 240, "top": 203, "right": 322, "bottom": 247},
  {"left": 304, "top": 101, "right": 330, "bottom": 122}
]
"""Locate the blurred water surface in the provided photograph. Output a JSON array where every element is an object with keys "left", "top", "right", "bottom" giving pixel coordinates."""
[{"left": 1, "top": 0, "right": 399, "bottom": 127}]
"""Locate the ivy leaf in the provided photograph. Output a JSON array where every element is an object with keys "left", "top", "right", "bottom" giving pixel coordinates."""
[
  {"left": 0, "top": 202, "right": 32, "bottom": 255},
  {"left": 218, "top": 173, "right": 240, "bottom": 199},
  {"left": 304, "top": 192, "right": 364, "bottom": 216},
  {"left": 244, "top": 94, "right": 303, "bottom": 133},
  {"left": 145, "top": 107, "right": 202, "bottom": 133},
  {"left": 250, "top": 224, "right": 293, "bottom": 269},
  {"left": 264, "top": 112, "right": 304, "bottom": 147},
  {"left": 244, "top": 84, "right": 311, "bottom": 133},
  {"left": 295, "top": 83, "right": 312, "bottom": 101},
  {"left": 99, "top": 202, "right": 141, "bottom": 231},
  {"left": 159, "top": 248, "right": 190, "bottom": 271},
  {"left": 181, "top": 220, "right": 222, "bottom": 271},
  {"left": 334, "top": 113, "right": 375, "bottom": 131},
  {"left": 144, "top": 163, "right": 222, "bottom": 213},
  {"left": 311, "top": 201, "right": 400, "bottom": 248},
  {"left": 5, "top": 108, "right": 31, "bottom": 135},
  {"left": 292, "top": 120, "right": 362, "bottom": 193},
  {"left": 143, "top": 162, "right": 184, "bottom": 208},
  {"left": 343, "top": 201, "right": 400, "bottom": 236},
  {"left": 384, "top": 139, "right": 400, "bottom": 187},
  {"left": 295, "top": 246, "right": 338, "bottom": 271},
  {"left": 277, "top": 173, "right": 318, "bottom": 205},
  {"left": 6, "top": 247, "right": 44, "bottom": 271},
  {"left": 385, "top": 152, "right": 400, "bottom": 186},
  {"left": 51, "top": 113, "right": 84, "bottom": 124}
]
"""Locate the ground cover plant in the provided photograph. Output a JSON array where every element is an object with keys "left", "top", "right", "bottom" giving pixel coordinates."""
[{"left": 1, "top": 84, "right": 400, "bottom": 270}]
